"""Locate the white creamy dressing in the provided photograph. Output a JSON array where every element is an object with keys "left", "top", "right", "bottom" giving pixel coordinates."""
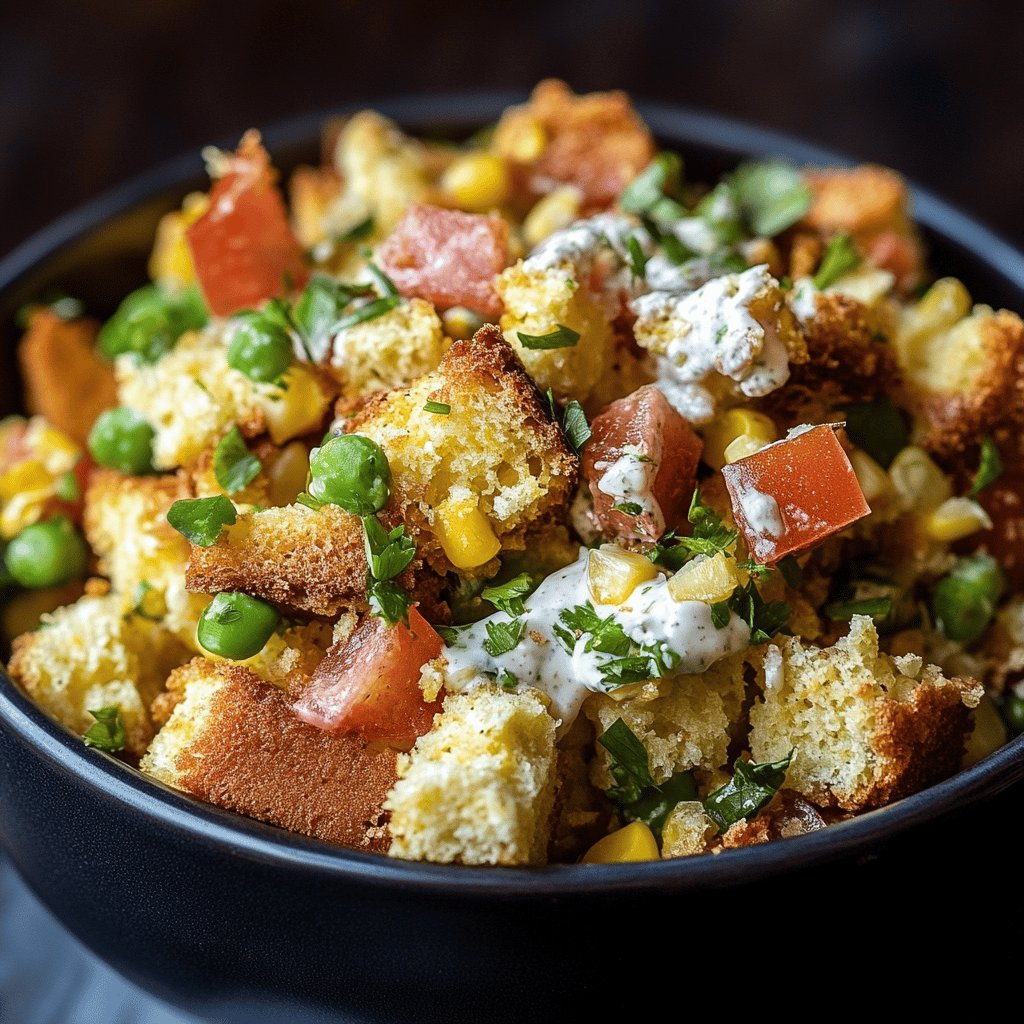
[
  {"left": 594, "top": 443, "right": 664, "bottom": 535},
  {"left": 731, "top": 481, "right": 784, "bottom": 563},
  {"left": 441, "top": 549, "right": 750, "bottom": 727},
  {"left": 790, "top": 277, "right": 820, "bottom": 323},
  {"left": 631, "top": 265, "right": 791, "bottom": 424}
]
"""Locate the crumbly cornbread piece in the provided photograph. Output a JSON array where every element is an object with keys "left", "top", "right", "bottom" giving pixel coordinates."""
[
  {"left": 18, "top": 310, "right": 116, "bottom": 446},
  {"left": 496, "top": 261, "right": 615, "bottom": 403},
  {"left": 749, "top": 617, "right": 981, "bottom": 811},
  {"left": 385, "top": 685, "right": 557, "bottom": 865},
  {"left": 7, "top": 594, "right": 191, "bottom": 755},
  {"left": 141, "top": 658, "right": 397, "bottom": 850}
]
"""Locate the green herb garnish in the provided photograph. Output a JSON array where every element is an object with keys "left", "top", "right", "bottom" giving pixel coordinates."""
[
  {"left": 843, "top": 399, "right": 908, "bottom": 469},
  {"left": 517, "top": 324, "right": 581, "bottom": 350},
  {"left": 423, "top": 401, "right": 451, "bottom": 415},
  {"left": 481, "top": 573, "right": 536, "bottom": 617},
  {"left": 334, "top": 215, "right": 375, "bottom": 243},
  {"left": 970, "top": 436, "right": 1004, "bottom": 497},
  {"left": 626, "top": 235, "right": 648, "bottom": 280},
  {"left": 362, "top": 516, "right": 416, "bottom": 582},
  {"left": 729, "top": 161, "right": 812, "bottom": 238},
  {"left": 213, "top": 427, "right": 262, "bottom": 495},
  {"left": 703, "top": 751, "right": 793, "bottom": 831},
  {"left": 620, "top": 152, "right": 686, "bottom": 220},
  {"left": 813, "top": 234, "right": 862, "bottom": 290},
  {"left": 83, "top": 705, "right": 126, "bottom": 753},
  {"left": 483, "top": 617, "right": 526, "bottom": 657},
  {"left": 166, "top": 495, "right": 237, "bottom": 547},
  {"left": 613, "top": 501, "right": 644, "bottom": 517},
  {"left": 98, "top": 283, "right": 208, "bottom": 364}
]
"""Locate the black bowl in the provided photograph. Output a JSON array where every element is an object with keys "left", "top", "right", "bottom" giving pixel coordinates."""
[{"left": 2, "top": 93, "right": 1024, "bottom": 1022}]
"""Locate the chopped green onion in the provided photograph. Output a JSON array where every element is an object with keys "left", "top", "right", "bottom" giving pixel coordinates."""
[{"left": 423, "top": 401, "right": 451, "bottom": 415}]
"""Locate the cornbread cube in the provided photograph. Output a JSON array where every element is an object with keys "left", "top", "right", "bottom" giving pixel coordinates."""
[
  {"left": 491, "top": 79, "right": 654, "bottom": 211},
  {"left": 385, "top": 684, "right": 558, "bottom": 865},
  {"left": 749, "top": 617, "right": 981, "bottom": 811},
  {"left": 328, "top": 298, "right": 445, "bottom": 399},
  {"left": 584, "top": 650, "right": 751, "bottom": 789},
  {"left": 18, "top": 310, "right": 116, "bottom": 446},
  {"left": 116, "top": 327, "right": 265, "bottom": 470},
  {"left": 496, "top": 260, "right": 614, "bottom": 402},
  {"left": 7, "top": 594, "right": 191, "bottom": 755},
  {"left": 141, "top": 658, "right": 397, "bottom": 851},
  {"left": 660, "top": 801, "right": 717, "bottom": 859}
]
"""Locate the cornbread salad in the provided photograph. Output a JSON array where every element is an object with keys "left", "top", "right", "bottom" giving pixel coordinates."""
[{"left": 4, "top": 81, "right": 1022, "bottom": 866}]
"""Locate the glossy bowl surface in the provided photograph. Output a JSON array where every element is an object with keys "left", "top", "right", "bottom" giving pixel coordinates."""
[{"left": 1, "top": 92, "right": 1023, "bottom": 1022}]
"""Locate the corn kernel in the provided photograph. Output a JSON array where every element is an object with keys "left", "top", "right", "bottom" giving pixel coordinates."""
[
  {"left": 260, "top": 366, "right": 331, "bottom": 445},
  {"left": 26, "top": 420, "right": 80, "bottom": 475},
  {"left": 267, "top": 441, "right": 310, "bottom": 507},
  {"left": 440, "top": 153, "right": 510, "bottom": 213},
  {"left": 147, "top": 192, "right": 209, "bottom": 288},
  {"left": 668, "top": 552, "right": 739, "bottom": 604},
  {"left": 587, "top": 544, "right": 659, "bottom": 605},
  {"left": 582, "top": 821, "right": 660, "bottom": 864},
  {"left": 924, "top": 496, "right": 993, "bottom": 542},
  {"left": 888, "top": 446, "right": 951, "bottom": 515},
  {"left": 441, "top": 306, "right": 484, "bottom": 341},
  {"left": 850, "top": 449, "right": 894, "bottom": 505},
  {"left": 896, "top": 277, "right": 972, "bottom": 363},
  {"left": 434, "top": 497, "right": 501, "bottom": 569},
  {"left": 964, "top": 693, "right": 1008, "bottom": 767},
  {"left": 0, "top": 460, "right": 51, "bottom": 504},
  {"left": 703, "top": 408, "right": 776, "bottom": 471},
  {"left": 522, "top": 185, "right": 582, "bottom": 247}
]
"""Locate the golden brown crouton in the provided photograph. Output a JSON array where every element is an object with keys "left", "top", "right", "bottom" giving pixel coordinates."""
[
  {"left": 717, "top": 790, "right": 832, "bottom": 849},
  {"left": 141, "top": 658, "right": 397, "bottom": 850},
  {"left": 749, "top": 617, "right": 981, "bottom": 811},
  {"left": 289, "top": 164, "right": 342, "bottom": 248},
  {"left": 18, "top": 311, "right": 116, "bottom": 446},
  {"left": 756, "top": 293, "right": 899, "bottom": 429},
  {"left": 492, "top": 79, "right": 654, "bottom": 212}
]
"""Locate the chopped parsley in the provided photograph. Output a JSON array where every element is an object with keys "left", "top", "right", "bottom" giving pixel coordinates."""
[
  {"left": 517, "top": 324, "right": 581, "bottom": 350},
  {"left": 423, "top": 401, "right": 451, "bottom": 415},
  {"left": 481, "top": 573, "right": 536, "bottom": 617},
  {"left": 82, "top": 705, "right": 126, "bottom": 753},
  {"left": 729, "top": 161, "right": 812, "bottom": 238},
  {"left": 703, "top": 751, "right": 794, "bottom": 831},
  {"left": 626, "top": 235, "right": 648, "bottom": 280},
  {"left": 497, "top": 668, "right": 519, "bottom": 692},
  {"left": 620, "top": 152, "right": 686, "bottom": 221},
  {"left": 613, "top": 501, "right": 644, "bottom": 517},
  {"left": 546, "top": 391, "right": 591, "bottom": 453},
  {"left": 969, "top": 436, "right": 1003, "bottom": 497},
  {"left": 213, "top": 426, "right": 262, "bottom": 495},
  {"left": 598, "top": 718, "right": 698, "bottom": 840},
  {"left": 727, "top": 577, "right": 791, "bottom": 643},
  {"left": 361, "top": 515, "right": 417, "bottom": 627},
  {"left": 295, "top": 491, "right": 324, "bottom": 511},
  {"left": 483, "top": 617, "right": 525, "bottom": 657},
  {"left": 167, "top": 495, "right": 237, "bottom": 547},
  {"left": 813, "top": 233, "right": 862, "bottom": 290},
  {"left": 678, "top": 489, "right": 739, "bottom": 559}
]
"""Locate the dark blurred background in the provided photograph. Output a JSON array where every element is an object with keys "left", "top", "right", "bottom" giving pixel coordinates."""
[{"left": 2, "top": 0, "right": 1024, "bottom": 258}]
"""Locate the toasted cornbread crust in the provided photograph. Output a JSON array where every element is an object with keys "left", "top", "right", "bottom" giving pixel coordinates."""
[
  {"left": 18, "top": 311, "right": 117, "bottom": 446},
  {"left": 142, "top": 658, "right": 397, "bottom": 850}
]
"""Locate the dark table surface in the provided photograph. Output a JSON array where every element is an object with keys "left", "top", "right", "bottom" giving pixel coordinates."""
[{"left": 1, "top": 0, "right": 1023, "bottom": 1015}]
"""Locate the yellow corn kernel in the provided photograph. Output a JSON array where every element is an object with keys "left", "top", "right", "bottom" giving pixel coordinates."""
[
  {"left": 267, "top": 441, "right": 310, "bottom": 507},
  {"left": 434, "top": 497, "right": 501, "bottom": 569},
  {"left": 587, "top": 544, "right": 659, "bottom": 605},
  {"left": 441, "top": 306, "right": 484, "bottom": 341},
  {"left": 668, "top": 552, "right": 740, "bottom": 604},
  {"left": 440, "top": 153, "right": 510, "bottom": 213},
  {"left": 703, "top": 409, "right": 776, "bottom": 471},
  {"left": 522, "top": 185, "right": 582, "bottom": 247},
  {"left": 888, "top": 445, "right": 951, "bottom": 515},
  {"left": 582, "top": 821, "right": 660, "bottom": 864},
  {"left": 493, "top": 115, "right": 547, "bottom": 163},
  {"left": 964, "top": 693, "right": 1008, "bottom": 767},
  {"left": 896, "top": 277, "right": 972, "bottom": 363},
  {"left": 0, "top": 460, "right": 51, "bottom": 504},
  {"left": 924, "top": 496, "right": 993, "bottom": 542},
  {"left": 26, "top": 421, "right": 80, "bottom": 475},
  {"left": 147, "top": 192, "right": 209, "bottom": 288},
  {"left": 259, "top": 366, "right": 331, "bottom": 445},
  {"left": 849, "top": 449, "right": 894, "bottom": 505}
]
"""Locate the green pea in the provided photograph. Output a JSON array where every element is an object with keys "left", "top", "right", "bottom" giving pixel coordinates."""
[
  {"left": 88, "top": 407, "right": 156, "bottom": 475},
  {"left": 307, "top": 434, "right": 390, "bottom": 516},
  {"left": 227, "top": 314, "right": 293, "bottom": 383},
  {"left": 4, "top": 517, "right": 87, "bottom": 589},
  {"left": 1004, "top": 694, "right": 1024, "bottom": 736},
  {"left": 932, "top": 553, "right": 1004, "bottom": 645},
  {"left": 197, "top": 592, "right": 280, "bottom": 660},
  {"left": 99, "top": 283, "right": 207, "bottom": 364}
]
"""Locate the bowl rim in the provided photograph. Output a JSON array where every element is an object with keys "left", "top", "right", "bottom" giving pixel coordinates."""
[{"left": 2, "top": 90, "right": 1023, "bottom": 896}]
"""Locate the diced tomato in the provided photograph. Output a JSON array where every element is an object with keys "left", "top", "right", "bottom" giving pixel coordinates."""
[
  {"left": 583, "top": 385, "right": 703, "bottom": 543},
  {"left": 722, "top": 424, "right": 870, "bottom": 564},
  {"left": 0, "top": 419, "right": 30, "bottom": 473},
  {"left": 971, "top": 470, "right": 1024, "bottom": 589},
  {"left": 376, "top": 203, "right": 508, "bottom": 318},
  {"left": 186, "top": 130, "right": 308, "bottom": 317},
  {"left": 292, "top": 606, "right": 443, "bottom": 746},
  {"left": 867, "top": 230, "right": 923, "bottom": 291}
]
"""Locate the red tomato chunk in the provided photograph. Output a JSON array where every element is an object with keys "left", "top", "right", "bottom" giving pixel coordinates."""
[
  {"left": 377, "top": 203, "right": 509, "bottom": 318},
  {"left": 186, "top": 130, "right": 308, "bottom": 317},
  {"left": 292, "top": 606, "right": 443, "bottom": 747},
  {"left": 583, "top": 384, "right": 702, "bottom": 543},
  {"left": 722, "top": 424, "right": 870, "bottom": 564}
]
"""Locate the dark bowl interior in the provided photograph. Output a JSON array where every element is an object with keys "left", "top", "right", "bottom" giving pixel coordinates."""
[{"left": 1, "top": 92, "right": 1024, "bottom": 1022}]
